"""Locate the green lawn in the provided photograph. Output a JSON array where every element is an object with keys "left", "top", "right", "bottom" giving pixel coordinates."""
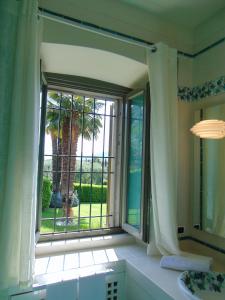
[
  {"left": 127, "top": 208, "right": 140, "bottom": 227},
  {"left": 41, "top": 203, "right": 107, "bottom": 234}
]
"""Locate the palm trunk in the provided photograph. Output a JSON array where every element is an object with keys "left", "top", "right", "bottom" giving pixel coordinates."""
[
  {"left": 61, "top": 113, "right": 80, "bottom": 221},
  {"left": 51, "top": 132, "right": 61, "bottom": 192}
]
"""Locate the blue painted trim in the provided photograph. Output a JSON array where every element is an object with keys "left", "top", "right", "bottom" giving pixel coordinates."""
[
  {"left": 193, "top": 37, "right": 225, "bottom": 58},
  {"left": 179, "top": 236, "right": 225, "bottom": 255}
]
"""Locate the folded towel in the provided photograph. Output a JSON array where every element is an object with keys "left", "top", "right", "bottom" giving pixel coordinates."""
[{"left": 160, "top": 254, "right": 213, "bottom": 272}]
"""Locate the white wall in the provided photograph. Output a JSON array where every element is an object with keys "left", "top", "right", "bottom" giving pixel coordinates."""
[
  {"left": 41, "top": 19, "right": 147, "bottom": 65},
  {"left": 194, "top": 8, "right": 225, "bottom": 53},
  {"left": 41, "top": 43, "right": 148, "bottom": 89},
  {"left": 193, "top": 43, "right": 225, "bottom": 85}
]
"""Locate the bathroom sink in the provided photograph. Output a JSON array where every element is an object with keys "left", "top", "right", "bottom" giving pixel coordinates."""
[{"left": 178, "top": 271, "right": 225, "bottom": 300}]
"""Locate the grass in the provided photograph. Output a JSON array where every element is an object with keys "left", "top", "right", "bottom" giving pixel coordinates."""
[
  {"left": 127, "top": 208, "right": 140, "bottom": 227},
  {"left": 41, "top": 203, "right": 107, "bottom": 234}
]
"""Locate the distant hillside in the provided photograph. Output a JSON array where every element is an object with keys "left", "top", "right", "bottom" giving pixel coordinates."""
[{"left": 43, "top": 157, "right": 110, "bottom": 185}]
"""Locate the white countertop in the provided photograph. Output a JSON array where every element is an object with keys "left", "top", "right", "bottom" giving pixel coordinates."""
[{"left": 35, "top": 237, "right": 187, "bottom": 300}]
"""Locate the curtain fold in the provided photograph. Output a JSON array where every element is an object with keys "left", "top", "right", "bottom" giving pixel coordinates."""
[
  {"left": 0, "top": 0, "right": 40, "bottom": 296},
  {"left": 147, "top": 42, "right": 180, "bottom": 256}
]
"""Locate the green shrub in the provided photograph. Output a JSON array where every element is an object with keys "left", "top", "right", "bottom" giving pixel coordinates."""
[
  {"left": 42, "top": 177, "right": 52, "bottom": 210},
  {"left": 74, "top": 183, "right": 107, "bottom": 204}
]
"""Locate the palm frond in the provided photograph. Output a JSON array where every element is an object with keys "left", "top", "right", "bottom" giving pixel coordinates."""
[{"left": 46, "top": 92, "right": 104, "bottom": 140}]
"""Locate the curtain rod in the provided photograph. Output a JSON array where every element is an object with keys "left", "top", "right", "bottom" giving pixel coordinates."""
[
  {"left": 38, "top": 8, "right": 225, "bottom": 58},
  {"left": 38, "top": 7, "right": 159, "bottom": 53},
  {"left": 38, "top": 8, "right": 170, "bottom": 55}
]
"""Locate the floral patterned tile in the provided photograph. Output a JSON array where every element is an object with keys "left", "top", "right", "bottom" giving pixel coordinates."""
[
  {"left": 178, "top": 75, "right": 225, "bottom": 102},
  {"left": 179, "top": 270, "right": 225, "bottom": 299}
]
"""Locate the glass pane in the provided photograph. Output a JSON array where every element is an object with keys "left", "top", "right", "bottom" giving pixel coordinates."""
[
  {"left": 105, "top": 100, "right": 116, "bottom": 116},
  {"left": 93, "top": 115, "right": 105, "bottom": 157},
  {"left": 126, "top": 93, "right": 144, "bottom": 229},
  {"left": 95, "top": 99, "right": 105, "bottom": 115},
  {"left": 40, "top": 90, "right": 117, "bottom": 235},
  {"left": 103, "top": 116, "right": 111, "bottom": 157}
]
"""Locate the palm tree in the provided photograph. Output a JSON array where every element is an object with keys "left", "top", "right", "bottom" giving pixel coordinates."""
[
  {"left": 46, "top": 106, "right": 62, "bottom": 195},
  {"left": 46, "top": 91, "right": 103, "bottom": 222}
]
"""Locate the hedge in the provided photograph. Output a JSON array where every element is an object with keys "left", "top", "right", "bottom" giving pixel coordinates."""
[
  {"left": 74, "top": 183, "right": 107, "bottom": 204},
  {"left": 41, "top": 180, "right": 107, "bottom": 208},
  {"left": 42, "top": 177, "right": 52, "bottom": 210}
]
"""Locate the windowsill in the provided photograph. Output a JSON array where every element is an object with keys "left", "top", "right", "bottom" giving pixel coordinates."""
[
  {"left": 34, "top": 237, "right": 187, "bottom": 300},
  {"left": 35, "top": 233, "right": 136, "bottom": 257},
  {"left": 37, "top": 227, "right": 124, "bottom": 243}
]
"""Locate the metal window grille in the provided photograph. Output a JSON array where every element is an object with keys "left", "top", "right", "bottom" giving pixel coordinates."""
[{"left": 40, "top": 89, "right": 120, "bottom": 235}]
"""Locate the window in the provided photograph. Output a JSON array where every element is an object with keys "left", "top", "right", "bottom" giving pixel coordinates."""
[
  {"left": 36, "top": 75, "right": 150, "bottom": 242},
  {"left": 38, "top": 88, "right": 122, "bottom": 237},
  {"left": 122, "top": 89, "right": 150, "bottom": 242},
  {"left": 126, "top": 92, "right": 144, "bottom": 229}
]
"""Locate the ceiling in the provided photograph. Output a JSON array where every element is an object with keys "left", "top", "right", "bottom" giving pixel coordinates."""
[
  {"left": 41, "top": 43, "right": 148, "bottom": 89},
  {"left": 121, "top": 0, "right": 225, "bottom": 29}
]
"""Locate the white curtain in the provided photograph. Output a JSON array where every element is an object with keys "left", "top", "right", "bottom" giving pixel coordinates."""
[
  {"left": 0, "top": 0, "right": 41, "bottom": 296},
  {"left": 147, "top": 43, "right": 180, "bottom": 256}
]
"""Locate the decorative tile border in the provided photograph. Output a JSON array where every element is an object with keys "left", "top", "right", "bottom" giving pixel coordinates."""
[{"left": 178, "top": 75, "right": 225, "bottom": 102}]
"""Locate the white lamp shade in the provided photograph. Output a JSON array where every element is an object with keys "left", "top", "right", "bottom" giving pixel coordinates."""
[{"left": 190, "top": 119, "right": 225, "bottom": 139}]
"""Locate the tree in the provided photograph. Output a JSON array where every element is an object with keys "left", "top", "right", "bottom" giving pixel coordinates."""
[
  {"left": 46, "top": 91, "right": 103, "bottom": 222},
  {"left": 46, "top": 105, "right": 62, "bottom": 194}
]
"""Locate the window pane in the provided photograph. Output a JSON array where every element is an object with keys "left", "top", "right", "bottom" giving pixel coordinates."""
[
  {"left": 126, "top": 93, "right": 144, "bottom": 229},
  {"left": 40, "top": 91, "right": 118, "bottom": 235},
  {"left": 105, "top": 100, "right": 116, "bottom": 116}
]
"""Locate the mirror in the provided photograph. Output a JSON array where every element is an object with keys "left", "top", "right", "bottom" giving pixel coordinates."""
[{"left": 193, "top": 103, "right": 225, "bottom": 238}]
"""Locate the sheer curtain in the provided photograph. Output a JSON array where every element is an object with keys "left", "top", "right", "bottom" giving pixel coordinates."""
[
  {"left": 147, "top": 43, "right": 180, "bottom": 256},
  {"left": 0, "top": 0, "right": 41, "bottom": 296}
]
